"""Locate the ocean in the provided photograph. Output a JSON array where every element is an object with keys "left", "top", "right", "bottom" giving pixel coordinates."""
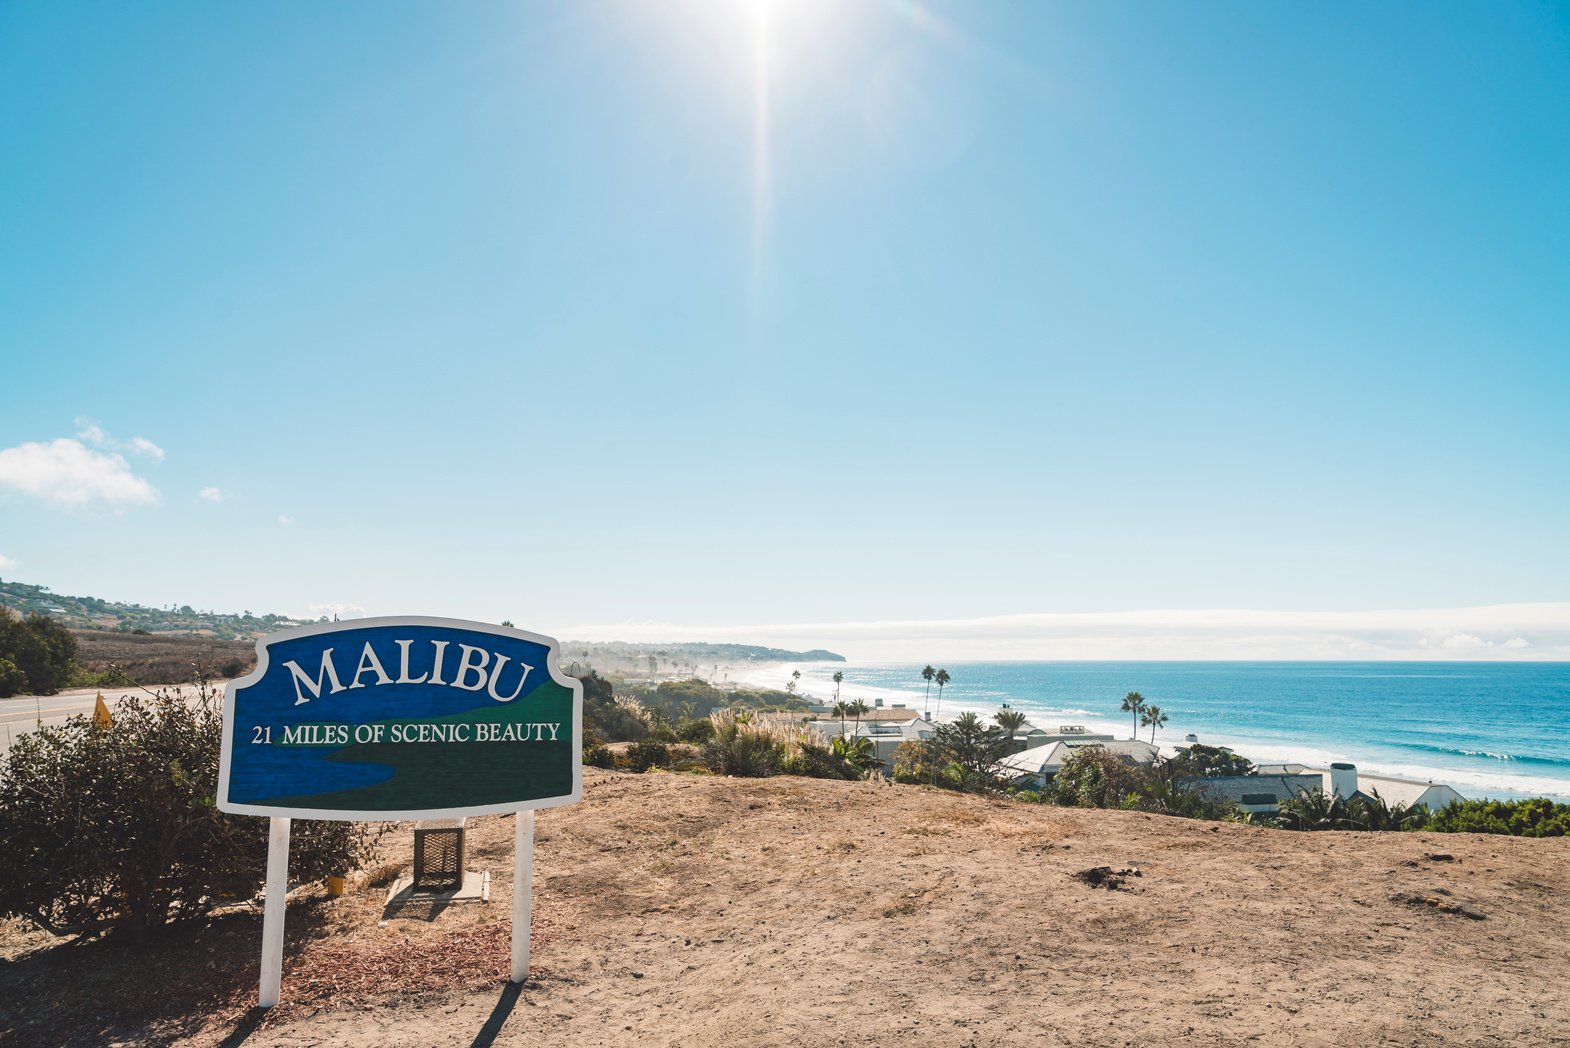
[{"left": 743, "top": 661, "right": 1570, "bottom": 803}]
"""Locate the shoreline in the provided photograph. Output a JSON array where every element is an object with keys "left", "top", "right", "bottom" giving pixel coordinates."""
[{"left": 724, "top": 660, "right": 1570, "bottom": 804}]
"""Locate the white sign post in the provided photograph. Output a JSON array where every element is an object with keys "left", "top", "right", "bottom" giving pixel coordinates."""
[
  {"left": 259, "top": 817, "right": 291, "bottom": 1008},
  {"left": 512, "top": 810, "right": 535, "bottom": 983}
]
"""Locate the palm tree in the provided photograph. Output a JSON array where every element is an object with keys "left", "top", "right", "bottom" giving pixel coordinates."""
[
  {"left": 921, "top": 665, "right": 936, "bottom": 715},
  {"left": 786, "top": 669, "right": 801, "bottom": 696},
  {"left": 993, "top": 709, "right": 1028, "bottom": 750},
  {"left": 832, "top": 670, "right": 843, "bottom": 705},
  {"left": 832, "top": 700, "right": 850, "bottom": 735},
  {"left": 1140, "top": 704, "right": 1168, "bottom": 745},
  {"left": 1120, "top": 691, "right": 1146, "bottom": 740},
  {"left": 934, "top": 668, "right": 951, "bottom": 718},
  {"left": 831, "top": 735, "right": 879, "bottom": 777},
  {"left": 849, "top": 698, "right": 871, "bottom": 737}
]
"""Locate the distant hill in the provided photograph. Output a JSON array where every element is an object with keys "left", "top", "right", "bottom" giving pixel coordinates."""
[
  {"left": 561, "top": 640, "right": 844, "bottom": 664},
  {"left": 0, "top": 580, "right": 846, "bottom": 663},
  {"left": 0, "top": 578, "right": 311, "bottom": 640}
]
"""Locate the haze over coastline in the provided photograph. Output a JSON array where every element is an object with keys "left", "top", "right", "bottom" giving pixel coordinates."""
[{"left": 562, "top": 602, "right": 1570, "bottom": 663}]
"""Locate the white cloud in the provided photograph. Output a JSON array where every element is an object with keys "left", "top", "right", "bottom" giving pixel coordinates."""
[
  {"left": 0, "top": 438, "right": 159, "bottom": 506},
  {"left": 308, "top": 602, "right": 366, "bottom": 620},
  {"left": 1503, "top": 637, "right": 1531, "bottom": 649},
  {"left": 199, "top": 487, "right": 225, "bottom": 502},
  {"left": 0, "top": 553, "right": 15, "bottom": 569},
  {"left": 127, "top": 436, "right": 165, "bottom": 461},
  {"left": 277, "top": 515, "right": 293, "bottom": 526},
  {"left": 74, "top": 418, "right": 164, "bottom": 460},
  {"left": 560, "top": 603, "right": 1570, "bottom": 662}
]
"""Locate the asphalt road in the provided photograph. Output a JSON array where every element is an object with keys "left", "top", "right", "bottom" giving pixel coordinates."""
[{"left": 0, "top": 683, "right": 226, "bottom": 757}]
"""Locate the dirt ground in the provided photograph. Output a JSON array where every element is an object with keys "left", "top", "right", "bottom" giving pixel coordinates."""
[
  {"left": 3, "top": 769, "right": 1568, "bottom": 1047},
  {"left": 71, "top": 630, "right": 256, "bottom": 685}
]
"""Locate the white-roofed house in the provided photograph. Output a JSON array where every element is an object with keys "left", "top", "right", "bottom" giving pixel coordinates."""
[{"left": 999, "top": 738, "right": 1160, "bottom": 790}]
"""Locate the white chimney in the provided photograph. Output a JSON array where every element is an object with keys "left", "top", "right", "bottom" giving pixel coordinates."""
[{"left": 1326, "top": 762, "right": 1358, "bottom": 800}]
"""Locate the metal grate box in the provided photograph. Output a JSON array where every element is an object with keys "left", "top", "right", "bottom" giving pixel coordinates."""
[{"left": 412, "top": 818, "right": 466, "bottom": 889}]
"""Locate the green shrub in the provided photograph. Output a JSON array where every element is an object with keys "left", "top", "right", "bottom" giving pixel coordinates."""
[
  {"left": 583, "top": 744, "right": 616, "bottom": 769},
  {"left": 927, "top": 713, "right": 1012, "bottom": 792},
  {"left": 0, "top": 610, "right": 77, "bottom": 696},
  {"left": 890, "top": 740, "right": 938, "bottom": 785},
  {"left": 0, "top": 681, "right": 380, "bottom": 943},
  {"left": 1421, "top": 797, "right": 1570, "bottom": 837},
  {"left": 676, "top": 717, "right": 715, "bottom": 744},
  {"left": 701, "top": 722, "right": 785, "bottom": 778},
  {"left": 0, "top": 656, "right": 28, "bottom": 696},
  {"left": 783, "top": 741, "right": 859, "bottom": 780},
  {"left": 625, "top": 740, "right": 672, "bottom": 773},
  {"left": 1169, "top": 743, "right": 1254, "bottom": 778}
]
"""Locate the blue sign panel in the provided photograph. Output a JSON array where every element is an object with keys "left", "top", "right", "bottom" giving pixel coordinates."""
[{"left": 217, "top": 617, "right": 582, "bottom": 820}]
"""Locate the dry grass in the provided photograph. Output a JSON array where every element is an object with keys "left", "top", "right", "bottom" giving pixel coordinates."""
[
  {"left": 3, "top": 770, "right": 1568, "bottom": 1047},
  {"left": 71, "top": 630, "right": 255, "bottom": 686}
]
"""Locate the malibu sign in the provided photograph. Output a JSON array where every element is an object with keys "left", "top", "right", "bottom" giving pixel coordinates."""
[{"left": 218, "top": 617, "right": 582, "bottom": 820}]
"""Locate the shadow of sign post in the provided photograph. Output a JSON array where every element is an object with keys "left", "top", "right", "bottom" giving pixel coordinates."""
[{"left": 217, "top": 617, "right": 583, "bottom": 1007}]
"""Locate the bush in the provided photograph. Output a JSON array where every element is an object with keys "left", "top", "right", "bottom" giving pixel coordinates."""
[
  {"left": 701, "top": 722, "right": 785, "bottom": 778},
  {"left": 0, "top": 610, "right": 77, "bottom": 696},
  {"left": 1046, "top": 746, "right": 1156, "bottom": 809},
  {"left": 1169, "top": 743, "right": 1254, "bottom": 778},
  {"left": 676, "top": 717, "right": 715, "bottom": 744},
  {"left": 926, "top": 713, "right": 1013, "bottom": 792},
  {"left": 0, "top": 657, "right": 28, "bottom": 696},
  {"left": 783, "top": 741, "right": 859, "bottom": 781},
  {"left": 583, "top": 744, "right": 616, "bottom": 769},
  {"left": 1415, "top": 796, "right": 1569, "bottom": 837},
  {"left": 625, "top": 740, "right": 672, "bottom": 773},
  {"left": 0, "top": 680, "right": 380, "bottom": 943}
]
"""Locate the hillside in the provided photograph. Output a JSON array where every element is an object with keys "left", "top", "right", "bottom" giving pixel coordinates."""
[
  {"left": 0, "top": 581, "right": 843, "bottom": 668},
  {"left": 0, "top": 578, "right": 305, "bottom": 640},
  {"left": 3, "top": 771, "right": 1565, "bottom": 1046}
]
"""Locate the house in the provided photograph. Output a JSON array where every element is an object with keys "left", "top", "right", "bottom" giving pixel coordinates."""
[
  {"left": 1191, "top": 762, "right": 1464, "bottom": 815},
  {"left": 811, "top": 709, "right": 937, "bottom": 772},
  {"left": 998, "top": 738, "right": 1160, "bottom": 790}
]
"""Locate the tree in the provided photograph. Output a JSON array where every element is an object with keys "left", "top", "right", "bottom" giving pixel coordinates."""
[
  {"left": 785, "top": 669, "right": 801, "bottom": 697},
  {"left": 1277, "top": 788, "right": 1361, "bottom": 831},
  {"left": 0, "top": 610, "right": 77, "bottom": 697},
  {"left": 929, "top": 711, "right": 1012, "bottom": 792},
  {"left": 921, "top": 665, "right": 936, "bottom": 714},
  {"left": 832, "top": 700, "right": 850, "bottom": 735},
  {"left": 934, "top": 668, "right": 951, "bottom": 718},
  {"left": 830, "top": 735, "right": 879, "bottom": 777},
  {"left": 1120, "top": 691, "right": 1146, "bottom": 741},
  {"left": 993, "top": 709, "right": 1028, "bottom": 749},
  {"left": 832, "top": 670, "right": 843, "bottom": 704},
  {"left": 1049, "top": 745, "right": 1149, "bottom": 809},
  {"left": 1169, "top": 743, "right": 1254, "bottom": 779},
  {"left": 1140, "top": 704, "right": 1168, "bottom": 744},
  {"left": 849, "top": 698, "right": 871, "bottom": 737}
]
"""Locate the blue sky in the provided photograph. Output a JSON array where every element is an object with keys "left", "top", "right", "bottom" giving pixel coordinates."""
[{"left": 2, "top": 1, "right": 1569, "bottom": 657}]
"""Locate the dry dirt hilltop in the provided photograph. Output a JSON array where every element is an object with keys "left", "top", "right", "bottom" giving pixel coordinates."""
[{"left": 3, "top": 769, "right": 1568, "bottom": 1047}]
